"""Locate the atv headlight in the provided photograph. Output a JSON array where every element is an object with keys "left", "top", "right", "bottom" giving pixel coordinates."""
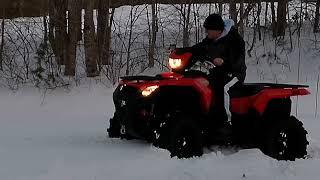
[
  {"left": 169, "top": 58, "right": 182, "bottom": 69},
  {"left": 142, "top": 85, "right": 159, "bottom": 97}
]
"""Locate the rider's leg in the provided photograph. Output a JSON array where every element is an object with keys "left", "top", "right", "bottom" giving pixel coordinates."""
[
  {"left": 210, "top": 74, "right": 239, "bottom": 142},
  {"left": 208, "top": 71, "right": 227, "bottom": 127}
]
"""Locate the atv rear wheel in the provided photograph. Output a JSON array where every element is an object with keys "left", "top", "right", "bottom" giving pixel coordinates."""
[
  {"left": 168, "top": 115, "right": 203, "bottom": 158},
  {"left": 261, "top": 116, "right": 308, "bottom": 160}
]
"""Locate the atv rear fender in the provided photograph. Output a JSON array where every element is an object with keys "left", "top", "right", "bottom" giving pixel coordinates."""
[
  {"left": 253, "top": 88, "right": 310, "bottom": 115},
  {"left": 231, "top": 88, "right": 309, "bottom": 115},
  {"left": 253, "top": 88, "right": 310, "bottom": 114}
]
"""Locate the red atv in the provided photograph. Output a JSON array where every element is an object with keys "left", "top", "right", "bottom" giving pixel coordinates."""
[{"left": 107, "top": 50, "right": 310, "bottom": 160}]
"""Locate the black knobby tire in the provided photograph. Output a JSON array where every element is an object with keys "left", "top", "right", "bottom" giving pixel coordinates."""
[
  {"left": 107, "top": 112, "right": 121, "bottom": 138},
  {"left": 261, "top": 116, "right": 308, "bottom": 160},
  {"left": 151, "top": 117, "right": 172, "bottom": 149},
  {"left": 168, "top": 115, "right": 203, "bottom": 158}
]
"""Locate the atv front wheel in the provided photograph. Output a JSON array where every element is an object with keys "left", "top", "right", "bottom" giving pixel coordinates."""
[
  {"left": 169, "top": 115, "right": 203, "bottom": 158},
  {"left": 107, "top": 112, "right": 121, "bottom": 138},
  {"left": 261, "top": 116, "right": 308, "bottom": 160}
]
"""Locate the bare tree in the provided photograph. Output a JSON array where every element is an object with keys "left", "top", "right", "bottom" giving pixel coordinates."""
[
  {"left": 65, "top": 0, "right": 80, "bottom": 76},
  {"left": 76, "top": 1, "right": 83, "bottom": 42},
  {"left": 48, "top": 0, "right": 57, "bottom": 60},
  {"left": 239, "top": 1, "right": 244, "bottom": 36},
  {"left": 248, "top": 5, "right": 257, "bottom": 57},
  {"left": 84, "top": 0, "right": 98, "bottom": 77},
  {"left": 276, "top": 0, "right": 287, "bottom": 37},
  {"left": 264, "top": 1, "right": 268, "bottom": 27},
  {"left": 126, "top": 6, "right": 135, "bottom": 75},
  {"left": 287, "top": 2, "right": 293, "bottom": 51},
  {"left": 193, "top": 4, "right": 201, "bottom": 43},
  {"left": 271, "top": 0, "right": 276, "bottom": 36},
  {"left": 257, "top": 0, "right": 262, "bottom": 41},
  {"left": 103, "top": 6, "right": 116, "bottom": 82},
  {"left": 43, "top": 16, "right": 48, "bottom": 48},
  {"left": 315, "top": 0, "right": 320, "bottom": 33},
  {"left": 236, "top": 3, "right": 255, "bottom": 27},
  {"left": 52, "top": 0, "right": 68, "bottom": 65},
  {"left": 0, "top": 9, "right": 4, "bottom": 71},
  {"left": 182, "top": 2, "right": 192, "bottom": 47},
  {"left": 230, "top": 0, "right": 237, "bottom": 23},
  {"left": 108, "top": 7, "right": 115, "bottom": 60},
  {"left": 148, "top": 2, "right": 157, "bottom": 67},
  {"left": 218, "top": 3, "right": 223, "bottom": 16},
  {"left": 97, "top": 0, "right": 111, "bottom": 66}
]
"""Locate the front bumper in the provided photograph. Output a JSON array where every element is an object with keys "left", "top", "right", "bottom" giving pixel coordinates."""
[{"left": 113, "top": 84, "right": 155, "bottom": 139}]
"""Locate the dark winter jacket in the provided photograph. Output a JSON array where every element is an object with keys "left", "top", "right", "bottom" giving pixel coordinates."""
[{"left": 190, "top": 20, "right": 246, "bottom": 82}]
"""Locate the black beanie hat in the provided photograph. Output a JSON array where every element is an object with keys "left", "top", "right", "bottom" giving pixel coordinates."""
[{"left": 203, "top": 14, "right": 225, "bottom": 31}]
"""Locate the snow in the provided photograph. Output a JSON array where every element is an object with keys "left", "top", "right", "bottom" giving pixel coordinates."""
[{"left": 0, "top": 78, "right": 319, "bottom": 180}]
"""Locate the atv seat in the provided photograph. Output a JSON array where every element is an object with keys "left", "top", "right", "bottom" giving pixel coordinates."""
[
  {"left": 229, "top": 84, "right": 264, "bottom": 98},
  {"left": 121, "top": 75, "right": 164, "bottom": 81},
  {"left": 229, "top": 83, "right": 309, "bottom": 98}
]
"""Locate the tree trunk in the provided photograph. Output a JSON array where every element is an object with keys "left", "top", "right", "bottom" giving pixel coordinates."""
[
  {"left": 43, "top": 15, "right": 48, "bottom": 47},
  {"left": 65, "top": 0, "right": 80, "bottom": 76},
  {"left": 0, "top": 9, "right": 4, "bottom": 71},
  {"left": 276, "top": 0, "right": 287, "bottom": 37},
  {"left": 257, "top": 1, "right": 262, "bottom": 41},
  {"left": 84, "top": 0, "right": 98, "bottom": 77},
  {"left": 182, "top": 2, "right": 191, "bottom": 47},
  {"left": 236, "top": 3, "right": 255, "bottom": 28},
  {"left": 218, "top": 3, "right": 223, "bottom": 16},
  {"left": 271, "top": 0, "right": 276, "bottom": 37},
  {"left": 314, "top": 0, "right": 320, "bottom": 33},
  {"left": 194, "top": 4, "right": 201, "bottom": 43},
  {"left": 148, "top": 3, "right": 157, "bottom": 68},
  {"left": 105, "top": 0, "right": 111, "bottom": 66},
  {"left": 239, "top": 1, "right": 244, "bottom": 36},
  {"left": 53, "top": 0, "right": 68, "bottom": 65},
  {"left": 126, "top": 6, "right": 134, "bottom": 76},
  {"left": 109, "top": 7, "right": 115, "bottom": 57},
  {"left": 76, "top": 1, "right": 83, "bottom": 42},
  {"left": 287, "top": 2, "right": 293, "bottom": 51},
  {"left": 230, "top": 0, "right": 237, "bottom": 23},
  {"left": 265, "top": 1, "right": 268, "bottom": 26},
  {"left": 48, "top": 0, "right": 57, "bottom": 59},
  {"left": 97, "top": 0, "right": 111, "bottom": 66}
]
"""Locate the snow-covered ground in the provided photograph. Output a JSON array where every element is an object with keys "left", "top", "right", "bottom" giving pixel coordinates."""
[{"left": 0, "top": 78, "right": 319, "bottom": 180}]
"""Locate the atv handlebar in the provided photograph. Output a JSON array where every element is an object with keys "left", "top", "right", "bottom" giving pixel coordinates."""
[{"left": 169, "top": 48, "right": 216, "bottom": 73}]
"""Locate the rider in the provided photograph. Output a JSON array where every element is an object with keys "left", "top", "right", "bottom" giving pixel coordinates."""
[{"left": 185, "top": 14, "right": 246, "bottom": 139}]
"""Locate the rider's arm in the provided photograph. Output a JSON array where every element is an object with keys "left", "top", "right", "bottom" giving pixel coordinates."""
[
  {"left": 175, "top": 38, "right": 211, "bottom": 68},
  {"left": 190, "top": 38, "right": 209, "bottom": 57},
  {"left": 189, "top": 38, "right": 213, "bottom": 64}
]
